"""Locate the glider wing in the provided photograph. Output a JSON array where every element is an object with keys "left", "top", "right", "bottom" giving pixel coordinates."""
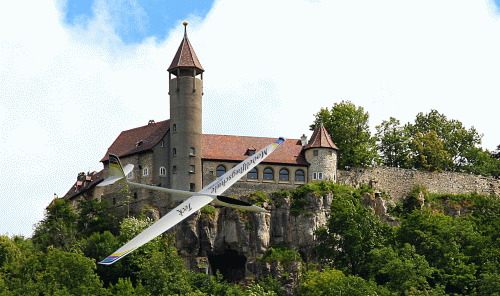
[
  {"left": 99, "top": 194, "right": 213, "bottom": 265},
  {"left": 98, "top": 137, "right": 285, "bottom": 265}
]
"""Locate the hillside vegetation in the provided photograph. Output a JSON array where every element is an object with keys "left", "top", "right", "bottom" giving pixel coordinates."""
[{"left": 2, "top": 182, "right": 500, "bottom": 295}]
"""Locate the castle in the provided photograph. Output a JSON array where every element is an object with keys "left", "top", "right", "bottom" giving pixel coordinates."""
[
  {"left": 63, "top": 23, "right": 339, "bottom": 215},
  {"left": 62, "top": 23, "right": 500, "bottom": 215}
]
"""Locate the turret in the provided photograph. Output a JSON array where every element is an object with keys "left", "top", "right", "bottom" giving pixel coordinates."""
[
  {"left": 304, "top": 123, "right": 339, "bottom": 182},
  {"left": 168, "top": 21, "right": 203, "bottom": 194}
]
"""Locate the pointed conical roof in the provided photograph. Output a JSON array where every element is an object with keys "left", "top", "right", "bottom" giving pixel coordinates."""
[
  {"left": 167, "top": 22, "right": 204, "bottom": 75},
  {"left": 304, "top": 123, "right": 338, "bottom": 150}
]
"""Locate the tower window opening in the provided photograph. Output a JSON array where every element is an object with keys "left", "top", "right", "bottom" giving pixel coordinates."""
[
  {"left": 313, "top": 150, "right": 318, "bottom": 156},
  {"left": 173, "top": 148, "right": 177, "bottom": 156},
  {"left": 190, "top": 165, "right": 195, "bottom": 173},
  {"left": 190, "top": 183, "right": 195, "bottom": 192},
  {"left": 173, "top": 166, "right": 178, "bottom": 174},
  {"left": 173, "top": 124, "right": 177, "bottom": 133},
  {"left": 190, "top": 147, "right": 195, "bottom": 156},
  {"left": 160, "top": 140, "right": 164, "bottom": 147}
]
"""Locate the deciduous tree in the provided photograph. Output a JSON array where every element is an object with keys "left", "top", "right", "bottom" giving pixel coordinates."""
[{"left": 311, "top": 101, "right": 378, "bottom": 169}]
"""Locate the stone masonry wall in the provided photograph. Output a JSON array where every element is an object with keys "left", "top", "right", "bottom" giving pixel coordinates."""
[{"left": 338, "top": 166, "right": 500, "bottom": 202}]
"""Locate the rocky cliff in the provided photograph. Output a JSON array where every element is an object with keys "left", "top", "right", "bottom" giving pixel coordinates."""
[{"left": 162, "top": 189, "right": 395, "bottom": 284}]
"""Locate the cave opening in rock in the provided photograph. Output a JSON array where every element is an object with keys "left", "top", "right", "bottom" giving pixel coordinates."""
[{"left": 208, "top": 250, "right": 247, "bottom": 282}]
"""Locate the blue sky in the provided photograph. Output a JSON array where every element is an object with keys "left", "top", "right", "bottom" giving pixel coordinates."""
[
  {"left": 1, "top": 0, "right": 500, "bottom": 237},
  {"left": 63, "top": 0, "right": 214, "bottom": 45}
]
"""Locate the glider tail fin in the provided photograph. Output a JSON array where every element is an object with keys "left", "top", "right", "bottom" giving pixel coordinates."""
[{"left": 97, "top": 154, "right": 130, "bottom": 187}]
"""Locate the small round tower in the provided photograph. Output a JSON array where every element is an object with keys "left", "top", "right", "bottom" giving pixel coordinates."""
[
  {"left": 168, "top": 21, "right": 204, "bottom": 194},
  {"left": 303, "top": 123, "right": 339, "bottom": 182}
]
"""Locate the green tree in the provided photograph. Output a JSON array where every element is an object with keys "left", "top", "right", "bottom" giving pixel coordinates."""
[
  {"left": 368, "top": 244, "right": 433, "bottom": 294},
  {"left": 32, "top": 198, "right": 78, "bottom": 252},
  {"left": 396, "top": 210, "right": 479, "bottom": 294},
  {"left": 311, "top": 100, "right": 378, "bottom": 169},
  {"left": 297, "top": 267, "right": 380, "bottom": 296},
  {"left": 76, "top": 198, "right": 117, "bottom": 238},
  {"left": 375, "top": 117, "right": 411, "bottom": 168},
  {"left": 316, "top": 192, "right": 391, "bottom": 275},
  {"left": 406, "top": 110, "right": 483, "bottom": 172},
  {"left": 410, "top": 131, "right": 452, "bottom": 172}
]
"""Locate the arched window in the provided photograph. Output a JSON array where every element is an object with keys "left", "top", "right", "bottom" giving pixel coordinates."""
[
  {"left": 247, "top": 167, "right": 258, "bottom": 179},
  {"left": 263, "top": 167, "right": 274, "bottom": 180},
  {"left": 159, "top": 167, "right": 166, "bottom": 176},
  {"left": 216, "top": 165, "right": 226, "bottom": 177},
  {"left": 295, "top": 170, "right": 305, "bottom": 182},
  {"left": 279, "top": 168, "right": 289, "bottom": 181}
]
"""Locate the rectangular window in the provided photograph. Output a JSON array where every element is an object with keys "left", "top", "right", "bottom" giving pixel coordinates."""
[
  {"left": 190, "top": 183, "right": 195, "bottom": 192},
  {"left": 190, "top": 165, "right": 195, "bottom": 173},
  {"left": 190, "top": 147, "right": 195, "bottom": 156},
  {"left": 318, "top": 172, "right": 323, "bottom": 180},
  {"left": 313, "top": 150, "right": 319, "bottom": 156},
  {"left": 173, "top": 148, "right": 177, "bottom": 156},
  {"left": 127, "top": 171, "right": 133, "bottom": 179},
  {"left": 160, "top": 140, "right": 164, "bottom": 147},
  {"left": 173, "top": 166, "right": 177, "bottom": 174},
  {"left": 313, "top": 172, "right": 317, "bottom": 180},
  {"left": 173, "top": 124, "right": 177, "bottom": 132},
  {"left": 143, "top": 167, "right": 148, "bottom": 176}
]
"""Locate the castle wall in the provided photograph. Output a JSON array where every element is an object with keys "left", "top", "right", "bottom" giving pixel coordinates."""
[{"left": 338, "top": 166, "right": 500, "bottom": 202}]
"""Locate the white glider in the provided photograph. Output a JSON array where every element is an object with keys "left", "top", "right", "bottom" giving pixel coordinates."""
[{"left": 97, "top": 137, "right": 285, "bottom": 265}]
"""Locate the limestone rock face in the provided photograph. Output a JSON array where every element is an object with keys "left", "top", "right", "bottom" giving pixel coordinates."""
[{"left": 169, "top": 191, "right": 395, "bottom": 284}]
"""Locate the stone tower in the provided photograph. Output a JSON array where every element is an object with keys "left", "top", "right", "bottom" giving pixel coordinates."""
[
  {"left": 168, "top": 22, "right": 204, "bottom": 194},
  {"left": 304, "top": 123, "right": 339, "bottom": 182}
]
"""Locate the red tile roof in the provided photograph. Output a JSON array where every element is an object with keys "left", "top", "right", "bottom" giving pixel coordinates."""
[
  {"left": 202, "top": 135, "right": 307, "bottom": 165},
  {"left": 167, "top": 27, "right": 204, "bottom": 75},
  {"left": 63, "top": 170, "right": 104, "bottom": 200},
  {"left": 101, "top": 120, "right": 170, "bottom": 162},
  {"left": 304, "top": 124, "right": 338, "bottom": 150}
]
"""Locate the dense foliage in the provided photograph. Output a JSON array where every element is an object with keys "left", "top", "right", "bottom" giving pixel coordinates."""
[
  {"left": 1, "top": 199, "right": 283, "bottom": 295},
  {"left": 312, "top": 102, "right": 500, "bottom": 176},
  {"left": 375, "top": 110, "right": 500, "bottom": 176},
  {"left": 310, "top": 100, "right": 378, "bottom": 169},
  {"left": 308, "top": 182, "right": 500, "bottom": 295}
]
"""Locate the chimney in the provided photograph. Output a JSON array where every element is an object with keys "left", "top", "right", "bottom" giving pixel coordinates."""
[{"left": 301, "top": 134, "right": 308, "bottom": 146}]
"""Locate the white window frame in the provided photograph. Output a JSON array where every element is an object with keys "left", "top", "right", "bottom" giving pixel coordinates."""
[
  {"left": 143, "top": 167, "right": 148, "bottom": 176},
  {"left": 313, "top": 172, "right": 324, "bottom": 180},
  {"left": 127, "top": 170, "right": 133, "bottom": 179},
  {"left": 159, "top": 167, "right": 166, "bottom": 176}
]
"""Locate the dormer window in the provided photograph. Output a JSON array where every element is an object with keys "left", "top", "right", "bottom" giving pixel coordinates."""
[
  {"left": 247, "top": 147, "right": 256, "bottom": 156},
  {"left": 136, "top": 140, "right": 143, "bottom": 147}
]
